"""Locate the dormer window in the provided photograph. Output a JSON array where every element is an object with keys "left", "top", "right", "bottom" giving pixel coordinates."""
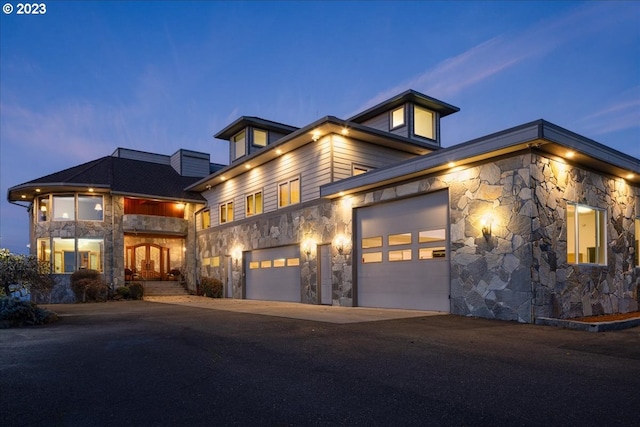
[
  {"left": 414, "top": 106, "right": 435, "bottom": 140},
  {"left": 233, "top": 130, "right": 246, "bottom": 160},
  {"left": 253, "top": 129, "right": 267, "bottom": 147},
  {"left": 391, "top": 106, "right": 405, "bottom": 129}
]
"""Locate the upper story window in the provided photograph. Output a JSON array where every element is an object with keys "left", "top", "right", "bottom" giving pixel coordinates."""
[
  {"left": 53, "top": 195, "right": 75, "bottom": 221},
  {"left": 201, "top": 209, "right": 211, "bottom": 229},
  {"left": 246, "top": 190, "right": 263, "bottom": 216},
  {"left": 38, "top": 196, "right": 50, "bottom": 222},
  {"left": 78, "top": 195, "right": 103, "bottom": 221},
  {"left": 233, "top": 130, "right": 246, "bottom": 160},
  {"left": 414, "top": 106, "right": 434, "bottom": 140},
  {"left": 278, "top": 177, "right": 300, "bottom": 208},
  {"left": 390, "top": 106, "right": 405, "bottom": 129},
  {"left": 567, "top": 203, "right": 606, "bottom": 265},
  {"left": 353, "top": 164, "right": 372, "bottom": 176},
  {"left": 220, "top": 201, "right": 234, "bottom": 224},
  {"left": 253, "top": 129, "right": 267, "bottom": 147}
]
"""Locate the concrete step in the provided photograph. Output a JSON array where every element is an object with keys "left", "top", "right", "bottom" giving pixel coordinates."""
[{"left": 138, "top": 281, "right": 189, "bottom": 296}]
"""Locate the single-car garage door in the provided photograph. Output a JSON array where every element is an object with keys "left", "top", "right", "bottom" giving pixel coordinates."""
[
  {"left": 356, "top": 190, "right": 450, "bottom": 312},
  {"left": 245, "top": 245, "right": 301, "bottom": 302}
]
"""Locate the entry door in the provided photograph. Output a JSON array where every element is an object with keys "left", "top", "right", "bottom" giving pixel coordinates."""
[{"left": 319, "top": 244, "right": 333, "bottom": 305}]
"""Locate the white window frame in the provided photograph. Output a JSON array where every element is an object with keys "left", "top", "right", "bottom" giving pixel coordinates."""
[
  {"left": 278, "top": 176, "right": 300, "bottom": 208},
  {"left": 246, "top": 190, "right": 263, "bottom": 217},
  {"left": 567, "top": 203, "right": 606, "bottom": 265},
  {"left": 219, "top": 201, "right": 234, "bottom": 224}
]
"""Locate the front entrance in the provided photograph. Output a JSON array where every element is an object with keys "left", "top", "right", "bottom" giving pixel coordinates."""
[{"left": 126, "top": 243, "right": 170, "bottom": 280}]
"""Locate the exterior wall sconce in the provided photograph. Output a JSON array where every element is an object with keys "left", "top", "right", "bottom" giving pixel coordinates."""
[
  {"left": 231, "top": 246, "right": 243, "bottom": 266},
  {"left": 333, "top": 234, "right": 351, "bottom": 255},
  {"left": 301, "top": 238, "right": 315, "bottom": 259},
  {"left": 480, "top": 215, "right": 493, "bottom": 239}
]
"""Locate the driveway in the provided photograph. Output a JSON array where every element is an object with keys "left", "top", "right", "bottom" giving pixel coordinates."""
[{"left": 1, "top": 299, "right": 639, "bottom": 426}]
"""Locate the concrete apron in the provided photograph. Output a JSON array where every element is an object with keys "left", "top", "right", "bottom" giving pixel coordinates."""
[{"left": 144, "top": 296, "right": 445, "bottom": 324}]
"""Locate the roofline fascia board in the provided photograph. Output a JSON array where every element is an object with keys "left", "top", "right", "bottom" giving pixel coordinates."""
[
  {"left": 187, "top": 116, "right": 440, "bottom": 192},
  {"left": 321, "top": 122, "right": 545, "bottom": 197},
  {"left": 111, "top": 191, "right": 205, "bottom": 203},
  {"left": 540, "top": 121, "right": 640, "bottom": 173}
]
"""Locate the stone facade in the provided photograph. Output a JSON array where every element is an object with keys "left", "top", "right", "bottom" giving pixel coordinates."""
[{"left": 199, "top": 149, "right": 638, "bottom": 323}]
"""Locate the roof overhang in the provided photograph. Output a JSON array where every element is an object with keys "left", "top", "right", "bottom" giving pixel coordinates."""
[
  {"left": 187, "top": 116, "right": 441, "bottom": 192},
  {"left": 7, "top": 183, "right": 111, "bottom": 203},
  {"left": 214, "top": 116, "right": 299, "bottom": 140},
  {"left": 320, "top": 120, "right": 640, "bottom": 199}
]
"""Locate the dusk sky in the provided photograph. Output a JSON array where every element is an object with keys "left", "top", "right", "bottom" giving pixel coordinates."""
[{"left": 1, "top": 1, "right": 639, "bottom": 254}]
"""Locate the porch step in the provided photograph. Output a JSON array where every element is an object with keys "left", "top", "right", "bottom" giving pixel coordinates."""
[{"left": 140, "top": 280, "right": 189, "bottom": 296}]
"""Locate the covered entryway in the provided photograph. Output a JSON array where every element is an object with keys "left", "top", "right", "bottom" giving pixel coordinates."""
[
  {"left": 245, "top": 245, "right": 302, "bottom": 302},
  {"left": 355, "top": 190, "right": 450, "bottom": 312}
]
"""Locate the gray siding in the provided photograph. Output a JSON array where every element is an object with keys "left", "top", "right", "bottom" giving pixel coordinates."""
[
  {"left": 332, "top": 135, "right": 416, "bottom": 181},
  {"left": 170, "top": 150, "right": 210, "bottom": 177},
  {"left": 361, "top": 105, "right": 409, "bottom": 138},
  {"left": 112, "top": 148, "right": 170, "bottom": 165}
]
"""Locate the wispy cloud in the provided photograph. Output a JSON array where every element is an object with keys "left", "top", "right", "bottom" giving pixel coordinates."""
[
  {"left": 354, "top": 2, "right": 631, "bottom": 113},
  {"left": 576, "top": 87, "right": 640, "bottom": 136}
]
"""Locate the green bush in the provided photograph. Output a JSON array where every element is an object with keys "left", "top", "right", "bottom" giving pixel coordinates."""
[
  {"left": 128, "top": 282, "right": 144, "bottom": 300},
  {"left": 70, "top": 270, "right": 108, "bottom": 302},
  {"left": 201, "top": 277, "right": 223, "bottom": 298},
  {"left": 115, "top": 286, "right": 131, "bottom": 299},
  {"left": 0, "top": 296, "right": 58, "bottom": 328}
]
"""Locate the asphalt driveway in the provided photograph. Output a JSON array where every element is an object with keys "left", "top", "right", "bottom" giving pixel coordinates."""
[{"left": 1, "top": 299, "right": 639, "bottom": 426}]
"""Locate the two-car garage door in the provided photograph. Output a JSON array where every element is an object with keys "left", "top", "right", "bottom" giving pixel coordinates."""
[{"left": 356, "top": 190, "right": 450, "bottom": 312}]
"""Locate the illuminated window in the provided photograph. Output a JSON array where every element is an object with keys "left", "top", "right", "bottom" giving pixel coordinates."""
[
  {"left": 362, "top": 236, "right": 382, "bottom": 249},
  {"left": 389, "top": 233, "right": 412, "bottom": 246},
  {"left": 567, "top": 204, "right": 606, "bottom": 265},
  {"left": 53, "top": 195, "right": 75, "bottom": 221},
  {"left": 201, "top": 210, "right": 211, "bottom": 228},
  {"left": 211, "top": 256, "right": 220, "bottom": 267},
  {"left": 246, "top": 191, "right": 263, "bottom": 216},
  {"left": 233, "top": 130, "right": 246, "bottom": 160},
  {"left": 352, "top": 164, "right": 372, "bottom": 176},
  {"left": 78, "top": 195, "right": 103, "bottom": 221},
  {"left": 220, "top": 201, "right": 234, "bottom": 224},
  {"left": 278, "top": 177, "right": 300, "bottom": 208},
  {"left": 273, "top": 258, "right": 286, "bottom": 268},
  {"left": 253, "top": 129, "right": 267, "bottom": 147},
  {"left": 419, "top": 247, "right": 447, "bottom": 260},
  {"left": 38, "top": 196, "right": 49, "bottom": 222},
  {"left": 249, "top": 261, "right": 260, "bottom": 269},
  {"left": 419, "top": 229, "right": 446, "bottom": 243},
  {"left": 37, "top": 238, "right": 51, "bottom": 264},
  {"left": 391, "top": 106, "right": 405, "bottom": 129},
  {"left": 389, "top": 249, "right": 412, "bottom": 262},
  {"left": 53, "top": 238, "right": 75, "bottom": 273},
  {"left": 362, "top": 252, "right": 383, "bottom": 263},
  {"left": 414, "top": 106, "right": 434, "bottom": 140},
  {"left": 77, "top": 238, "right": 103, "bottom": 272},
  {"left": 287, "top": 258, "right": 300, "bottom": 267},
  {"left": 260, "top": 260, "right": 272, "bottom": 268}
]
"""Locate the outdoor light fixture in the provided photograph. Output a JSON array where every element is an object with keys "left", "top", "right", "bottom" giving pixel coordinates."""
[
  {"left": 333, "top": 234, "right": 351, "bottom": 255},
  {"left": 312, "top": 130, "right": 321, "bottom": 141},
  {"left": 231, "top": 246, "right": 243, "bottom": 266},
  {"left": 480, "top": 215, "right": 493, "bottom": 239},
  {"left": 301, "top": 237, "right": 315, "bottom": 259}
]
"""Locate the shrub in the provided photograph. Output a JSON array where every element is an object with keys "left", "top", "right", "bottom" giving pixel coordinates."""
[
  {"left": 128, "top": 282, "right": 144, "bottom": 300},
  {"left": 115, "top": 286, "right": 131, "bottom": 299},
  {"left": 201, "top": 277, "right": 223, "bottom": 298},
  {"left": 70, "top": 270, "right": 108, "bottom": 302},
  {"left": 0, "top": 296, "right": 58, "bottom": 328}
]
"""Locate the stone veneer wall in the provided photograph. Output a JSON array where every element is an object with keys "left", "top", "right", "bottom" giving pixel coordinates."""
[
  {"left": 530, "top": 154, "right": 639, "bottom": 319},
  {"left": 348, "top": 154, "right": 535, "bottom": 322},
  {"left": 198, "top": 199, "right": 353, "bottom": 305}
]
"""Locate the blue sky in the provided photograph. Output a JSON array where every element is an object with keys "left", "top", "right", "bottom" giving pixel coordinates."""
[{"left": 1, "top": 1, "right": 639, "bottom": 253}]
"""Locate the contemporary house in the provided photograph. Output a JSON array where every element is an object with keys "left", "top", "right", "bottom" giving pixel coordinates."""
[{"left": 8, "top": 89, "right": 640, "bottom": 322}]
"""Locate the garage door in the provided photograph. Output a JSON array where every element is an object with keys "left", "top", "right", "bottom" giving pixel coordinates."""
[
  {"left": 245, "top": 245, "right": 301, "bottom": 302},
  {"left": 356, "top": 190, "right": 450, "bottom": 312}
]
